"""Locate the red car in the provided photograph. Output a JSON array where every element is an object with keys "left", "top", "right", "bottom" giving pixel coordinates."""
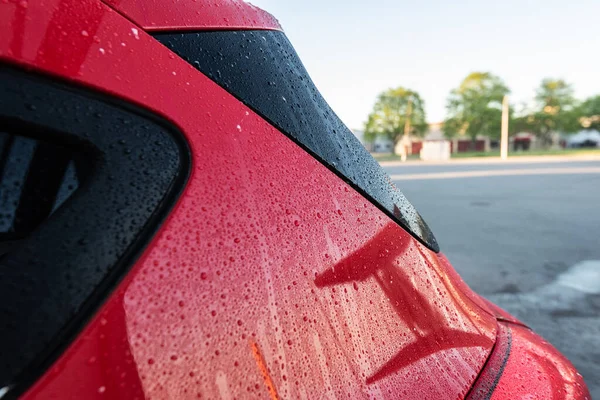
[{"left": 0, "top": 1, "right": 590, "bottom": 399}]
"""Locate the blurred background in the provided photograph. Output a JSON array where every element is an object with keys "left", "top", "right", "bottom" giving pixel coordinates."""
[{"left": 253, "top": 0, "right": 600, "bottom": 395}]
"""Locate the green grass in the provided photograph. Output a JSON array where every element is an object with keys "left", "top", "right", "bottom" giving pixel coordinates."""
[
  {"left": 372, "top": 148, "right": 600, "bottom": 161},
  {"left": 449, "top": 151, "right": 500, "bottom": 158},
  {"left": 451, "top": 148, "right": 600, "bottom": 158},
  {"left": 371, "top": 153, "right": 419, "bottom": 162}
]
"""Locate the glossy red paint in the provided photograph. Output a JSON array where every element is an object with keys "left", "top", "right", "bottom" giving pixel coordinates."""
[
  {"left": 437, "top": 254, "right": 525, "bottom": 327},
  {"left": 2, "top": 1, "right": 496, "bottom": 398},
  {"left": 0, "top": 0, "right": 588, "bottom": 399},
  {"left": 468, "top": 323, "right": 590, "bottom": 400},
  {"left": 479, "top": 297, "right": 525, "bottom": 327},
  {"left": 102, "top": 0, "right": 282, "bottom": 31},
  {"left": 437, "top": 253, "right": 495, "bottom": 317}
]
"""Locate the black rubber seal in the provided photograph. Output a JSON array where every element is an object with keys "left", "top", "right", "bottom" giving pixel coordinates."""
[
  {"left": 0, "top": 65, "right": 191, "bottom": 397},
  {"left": 153, "top": 30, "right": 439, "bottom": 252},
  {"left": 466, "top": 323, "right": 513, "bottom": 400}
]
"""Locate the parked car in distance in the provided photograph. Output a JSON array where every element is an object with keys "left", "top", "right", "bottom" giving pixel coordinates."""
[{"left": 567, "top": 130, "right": 600, "bottom": 148}]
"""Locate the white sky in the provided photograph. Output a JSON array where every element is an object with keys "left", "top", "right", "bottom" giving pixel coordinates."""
[{"left": 250, "top": 0, "right": 600, "bottom": 130}]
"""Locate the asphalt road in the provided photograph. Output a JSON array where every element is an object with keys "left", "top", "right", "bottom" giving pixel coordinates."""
[
  {"left": 385, "top": 159, "right": 600, "bottom": 176},
  {"left": 384, "top": 158, "right": 600, "bottom": 398}
]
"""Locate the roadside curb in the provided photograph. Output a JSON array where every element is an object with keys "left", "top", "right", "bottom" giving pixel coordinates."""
[{"left": 378, "top": 154, "right": 600, "bottom": 167}]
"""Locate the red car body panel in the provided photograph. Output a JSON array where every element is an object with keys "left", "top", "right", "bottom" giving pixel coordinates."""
[
  {"left": 468, "top": 323, "right": 590, "bottom": 400},
  {"left": 102, "top": 0, "right": 282, "bottom": 31},
  {"left": 0, "top": 0, "right": 590, "bottom": 399},
  {"left": 492, "top": 324, "right": 589, "bottom": 399}
]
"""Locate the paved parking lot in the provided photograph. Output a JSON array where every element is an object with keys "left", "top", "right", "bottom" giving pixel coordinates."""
[{"left": 384, "top": 158, "right": 600, "bottom": 397}]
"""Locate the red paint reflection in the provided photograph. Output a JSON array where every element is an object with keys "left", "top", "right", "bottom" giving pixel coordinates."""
[
  {"left": 99, "top": 296, "right": 145, "bottom": 399},
  {"left": 8, "top": 1, "right": 26, "bottom": 58},
  {"left": 34, "top": 0, "right": 102, "bottom": 74},
  {"left": 7, "top": 0, "right": 108, "bottom": 75},
  {"left": 315, "top": 222, "right": 492, "bottom": 384}
]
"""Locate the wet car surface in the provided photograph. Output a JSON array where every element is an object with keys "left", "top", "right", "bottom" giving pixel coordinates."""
[{"left": 0, "top": 0, "right": 591, "bottom": 398}]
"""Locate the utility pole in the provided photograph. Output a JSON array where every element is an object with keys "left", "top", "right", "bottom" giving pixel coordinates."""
[
  {"left": 404, "top": 98, "right": 412, "bottom": 137},
  {"left": 399, "top": 98, "right": 413, "bottom": 162},
  {"left": 501, "top": 95, "right": 509, "bottom": 160}
]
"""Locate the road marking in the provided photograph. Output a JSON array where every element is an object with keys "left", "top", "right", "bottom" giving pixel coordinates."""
[
  {"left": 389, "top": 167, "right": 600, "bottom": 181},
  {"left": 379, "top": 154, "right": 600, "bottom": 167},
  {"left": 556, "top": 260, "right": 600, "bottom": 294}
]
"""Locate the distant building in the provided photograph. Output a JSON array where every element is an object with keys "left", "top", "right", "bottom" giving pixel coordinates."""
[
  {"left": 355, "top": 123, "right": 494, "bottom": 155},
  {"left": 351, "top": 129, "right": 393, "bottom": 153},
  {"left": 351, "top": 129, "right": 365, "bottom": 143},
  {"left": 409, "top": 122, "right": 490, "bottom": 154}
]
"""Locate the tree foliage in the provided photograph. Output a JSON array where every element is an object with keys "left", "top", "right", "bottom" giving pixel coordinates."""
[
  {"left": 443, "top": 72, "right": 509, "bottom": 143},
  {"left": 578, "top": 95, "right": 600, "bottom": 131},
  {"left": 364, "top": 87, "right": 427, "bottom": 146},
  {"left": 524, "top": 79, "right": 580, "bottom": 145}
]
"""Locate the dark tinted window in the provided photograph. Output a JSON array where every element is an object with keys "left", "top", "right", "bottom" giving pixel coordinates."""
[
  {"left": 0, "top": 132, "right": 84, "bottom": 252},
  {"left": 154, "top": 31, "right": 438, "bottom": 251},
  {"left": 0, "top": 67, "right": 190, "bottom": 396}
]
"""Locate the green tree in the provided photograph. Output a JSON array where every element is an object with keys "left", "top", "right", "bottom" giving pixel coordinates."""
[
  {"left": 510, "top": 102, "right": 533, "bottom": 135},
  {"left": 526, "top": 79, "right": 580, "bottom": 145},
  {"left": 443, "top": 72, "right": 509, "bottom": 147},
  {"left": 364, "top": 87, "right": 427, "bottom": 151},
  {"left": 579, "top": 95, "right": 600, "bottom": 131}
]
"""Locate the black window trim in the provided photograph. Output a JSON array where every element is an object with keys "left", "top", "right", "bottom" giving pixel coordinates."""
[{"left": 153, "top": 30, "right": 439, "bottom": 252}]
